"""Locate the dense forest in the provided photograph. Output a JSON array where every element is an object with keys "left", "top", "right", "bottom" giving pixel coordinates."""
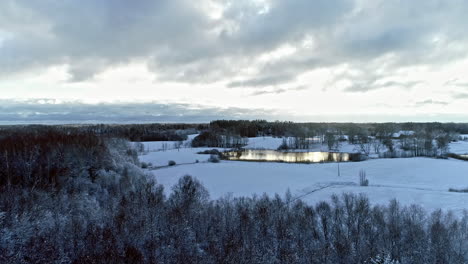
[
  {"left": 0, "top": 123, "right": 206, "bottom": 142},
  {"left": 0, "top": 126, "right": 467, "bottom": 263},
  {"left": 209, "top": 120, "right": 468, "bottom": 138},
  {"left": 2, "top": 121, "right": 467, "bottom": 144}
]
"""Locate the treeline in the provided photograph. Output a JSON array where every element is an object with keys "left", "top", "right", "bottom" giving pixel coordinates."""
[
  {"left": 0, "top": 128, "right": 120, "bottom": 189},
  {"left": 0, "top": 123, "right": 207, "bottom": 142},
  {"left": 209, "top": 120, "right": 468, "bottom": 138},
  {"left": 203, "top": 121, "right": 457, "bottom": 158},
  {"left": 3, "top": 121, "right": 468, "bottom": 143},
  {"left": 78, "top": 123, "right": 204, "bottom": 141},
  {"left": 191, "top": 131, "right": 248, "bottom": 148}
]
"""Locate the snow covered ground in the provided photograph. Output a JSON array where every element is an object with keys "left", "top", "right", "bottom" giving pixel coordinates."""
[
  {"left": 244, "top": 136, "right": 284, "bottom": 149},
  {"left": 134, "top": 134, "right": 198, "bottom": 152},
  {"left": 147, "top": 156, "right": 468, "bottom": 216},
  {"left": 138, "top": 136, "right": 468, "bottom": 216},
  {"left": 449, "top": 140, "right": 468, "bottom": 154}
]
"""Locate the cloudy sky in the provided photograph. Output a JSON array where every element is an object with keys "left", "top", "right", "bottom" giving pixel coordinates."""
[{"left": 1, "top": 0, "right": 468, "bottom": 123}]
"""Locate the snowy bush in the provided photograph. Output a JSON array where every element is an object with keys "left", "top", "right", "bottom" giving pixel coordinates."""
[
  {"left": 133, "top": 142, "right": 145, "bottom": 153},
  {"left": 168, "top": 160, "right": 176, "bottom": 166},
  {"left": 449, "top": 187, "right": 468, "bottom": 193},
  {"left": 197, "top": 149, "right": 220, "bottom": 155},
  {"left": 208, "top": 154, "right": 220, "bottom": 163},
  {"left": 141, "top": 162, "right": 149, "bottom": 169},
  {"left": 368, "top": 254, "right": 400, "bottom": 264}
]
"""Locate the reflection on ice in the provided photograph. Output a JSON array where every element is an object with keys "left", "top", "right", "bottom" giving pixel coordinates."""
[{"left": 223, "top": 150, "right": 351, "bottom": 163}]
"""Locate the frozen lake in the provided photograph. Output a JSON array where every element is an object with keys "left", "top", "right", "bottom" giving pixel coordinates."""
[{"left": 223, "top": 149, "right": 351, "bottom": 163}]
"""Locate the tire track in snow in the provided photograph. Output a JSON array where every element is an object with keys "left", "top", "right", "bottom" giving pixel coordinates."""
[
  {"left": 293, "top": 182, "right": 450, "bottom": 202},
  {"left": 291, "top": 182, "right": 356, "bottom": 202}
]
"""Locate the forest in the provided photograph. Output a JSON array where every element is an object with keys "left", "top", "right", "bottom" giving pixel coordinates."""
[
  {"left": 0, "top": 126, "right": 467, "bottom": 263},
  {"left": 0, "top": 123, "right": 205, "bottom": 142},
  {"left": 209, "top": 120, "right": 468, "bottom": 138}
]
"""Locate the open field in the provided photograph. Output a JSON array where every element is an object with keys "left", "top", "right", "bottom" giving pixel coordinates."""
[{"left": 140, "top": 138, "right": 468, "bottom": 216}]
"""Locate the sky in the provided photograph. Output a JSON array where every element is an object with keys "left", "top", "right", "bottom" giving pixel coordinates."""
[{"left": 1, "top": 0, "right": 468, "bottom": 123}]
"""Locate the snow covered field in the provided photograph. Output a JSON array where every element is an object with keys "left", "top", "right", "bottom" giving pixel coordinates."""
[
  {"left": 139, "top": 147, "right": 225, "bottom": 167},
  {"left": 449, "top": 140, "right": 468, "bottom": 154},
  {"left": 135, "top": 134, "right": 198, "bottom": 152},
  {"left": 244, "top": 136, "right": 284, "bottom": 149},
  {"left": 139, "top": 137, "right": 468, "bottom": 216}
]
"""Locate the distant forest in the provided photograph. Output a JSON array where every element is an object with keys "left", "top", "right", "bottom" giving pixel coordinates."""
[
  {"left": 2, "top": 121, "right": 468, "bottom": 142},
  {"left": 0, "top": 123, "right": 206, "bottom": 142},
  {"left": 209, "top": 120, "right": 468, "bottom": 138},
  {"left": 0, "top": 125, "right": 467, "bottom": 263}
]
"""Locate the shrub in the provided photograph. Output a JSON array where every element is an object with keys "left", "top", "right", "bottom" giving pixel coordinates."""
[
  {"left": 141, "top": 162, "right": 149, "bottom": 169},
  {"left": 359, "top": 169, "right": 369, "bottom": 186},
  {"left": 191, "top": 131, "right": 223, "bottom": 147},
  {"left": 369, "top": 254, "right": 400, "bottom": 264},
  {"left": 168, "top": 160, "right": 176, "bottom": 166},
  {"left": 448, "top": 187, "right": 468, "bottom": 193},
  {"left": 197, "top": 149, "right": 220, "bottom": 155},
  {"left": 349, "top": 153, "right": 367, "bottom": 161},
  {"left": 277, "top": 138, "right": 289, "bottom": 150},
  {"left": 208, "top": 154, "right": 220, "bottom": 163}
]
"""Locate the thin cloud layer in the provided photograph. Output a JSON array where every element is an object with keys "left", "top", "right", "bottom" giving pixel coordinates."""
[
  {"left": 2, "top": 99, "right": 468, "bottom": 124},
  {"left": 0, "top": 99, "right": 288, "bottom": 123}
]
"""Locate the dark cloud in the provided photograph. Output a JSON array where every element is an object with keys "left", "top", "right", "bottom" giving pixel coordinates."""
[
  {"left": 227, "top": 74, "right": 295, "bottom": 88},
  {"left": 0, "top": 0, "right": 214, "bottom": 80},
  {"left": 1, "top": 0, "right": 468, "bottom": 91},
  {"left": 249, "top": 85, "right": 308, "bottom": 96},
  {"left": 222, "top": 0, "right": 353, "bottom": 52},
  {"left": 344, "top": 80, "right": 422, "bottom": 92}
]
